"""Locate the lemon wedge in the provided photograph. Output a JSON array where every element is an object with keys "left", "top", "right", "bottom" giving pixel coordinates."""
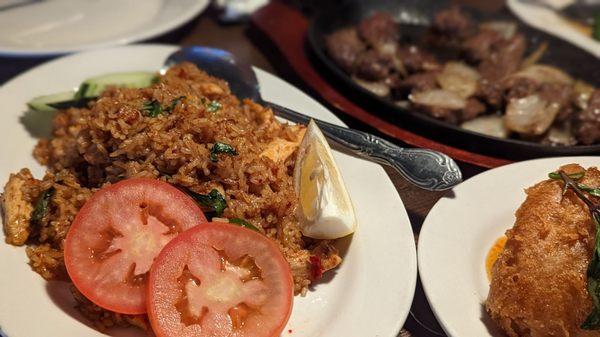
[{"left": 294, "top": 120, "right": 357, "bottom": 239}]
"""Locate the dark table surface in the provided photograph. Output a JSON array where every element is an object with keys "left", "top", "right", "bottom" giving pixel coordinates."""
[{"left": 0, "top": 1, "right": 507, "bottom": 336}]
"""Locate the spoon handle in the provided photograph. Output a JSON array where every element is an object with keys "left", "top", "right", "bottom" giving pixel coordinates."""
[{"left": 267, "top": 102, "right": 462, "bottom": 191}]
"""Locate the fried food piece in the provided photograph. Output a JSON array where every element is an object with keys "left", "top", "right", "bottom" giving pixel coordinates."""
[
  {"left": 1, "top": 169, "right": 35, "bottom": 245},
  {"left": 486, "top": 164, "right": 600, "bottom": 337}
]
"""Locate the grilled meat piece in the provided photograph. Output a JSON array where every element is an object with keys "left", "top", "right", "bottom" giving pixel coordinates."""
[
  {"left": 397, "top": 45, "right": 440, "bottom": 74},
  {"left": 393, "top": 71, "right": 439, "bottom": 96},
  {"left": 355, "top": 49, "right": 395, "bottom": 81},
  {"left": 325, "top": 27, "right": 366, "bottom": 73},
  {"left": 462, "top": 29, "right": 504, "bottom": 62},
  {"left": 575, "top": 90, "right": 600, "bottom": 145},
  {"left": 461, "top": 98, "right": 487, "bottom": 121},
  {"left": 478, "top": 34, "right": 526, "bottom": 82},
  {"left": 357, "top": 12, "right": 399, "bottom": 49},
  {"left": 477, "top": 34, "right": 527, "bottom": 106},
  {"left": 432, "top": 7, "right": 474, "bottom": 39}
]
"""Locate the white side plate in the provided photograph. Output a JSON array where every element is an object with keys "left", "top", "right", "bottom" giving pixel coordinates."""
[
  {"left": 419, "top": 156, "right": 599, "bottom": 337},
  {"left": 0, "top": 0, "right": 209, "bottom": 56}
]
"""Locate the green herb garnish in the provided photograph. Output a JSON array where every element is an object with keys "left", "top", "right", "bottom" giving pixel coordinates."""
[
  {"left": 206, "top": 100, "right": 222, "bottom": 113},
  {"left": 31, "top": 187, "right": 55, "bottom": 226},
  {"left": 142, "top": 100, "right": 163, "bottom": 117},
  {"left": 549, "top": 171, "right": 600, "bottom": 197},
  {"left": 554, "top": 171, "right": 600, "bottom": 329},
  {"left": 142, "top": 96, "right": 186, "bottom": 117},
  {"left": 166, "top": 96, "right": 185, "bottom": 112},
  {"left": 210, "top": 142, "right": 238, "bottom": 162},
  {"left": 229, "top": 218, "right": 260, "bottom": 232},
  {"left": 549, "top": 171, "right": 586, "bottom": 180},
  {"left": 188, "top": 189, "right": 227, "bottom": 216}
]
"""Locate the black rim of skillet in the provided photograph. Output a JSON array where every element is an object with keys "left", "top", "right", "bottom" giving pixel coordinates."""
[{"left": 306, "top": 0, "right": 600, "bottom": 160}]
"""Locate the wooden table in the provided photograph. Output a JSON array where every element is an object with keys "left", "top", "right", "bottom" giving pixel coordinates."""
[{"left": 0, "top": 3, "right": 502, "bottom": 335}]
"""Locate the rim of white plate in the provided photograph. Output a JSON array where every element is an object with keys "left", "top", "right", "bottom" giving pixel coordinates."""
[
  {"left": 0, "top": 0, "right": 209, "bottom": 57},
  {"left": 418, "top": 156, "right": 600, "bottom": 337}
]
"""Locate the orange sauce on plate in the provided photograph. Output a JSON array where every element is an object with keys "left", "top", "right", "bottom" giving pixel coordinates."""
[{"left": 486, "top": 235, "right": 507, "bottom": 281}]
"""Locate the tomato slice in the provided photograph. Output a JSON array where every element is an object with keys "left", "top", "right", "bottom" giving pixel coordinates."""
[
  {"left": 147, "top": 222, "right": 293, "bottom": 337},
  {"left": 64, "top": 178, "right": 207, "bottom": 314}
]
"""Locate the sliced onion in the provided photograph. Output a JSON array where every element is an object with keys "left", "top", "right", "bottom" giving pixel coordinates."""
[
  {"left": 460, "top": 115, "right": 509, "bottom": 138},
  {"left": 352, "top": 76, "right": 390, "bottom": 97},
  {"left": 572, "top": 80, "right": 596, "bottom": 110},
  {"left": 409, "top": 89, "right": 467, "bottom": 110},
  {"left": 509, "top": 64, "right": 573, "bottom": 85},
  {"left": 520, "top": 41, "right": 548, "bottom": 69},
  {"left": 394, "top": 100, "right": 411, "bottom": 109},
  {"left": 481, "top": 21, "right": 517, "bottom": 39},
  {"left": 544, "top": 126, "right": 576, "bottom": 146},
  {"left": 504, "top": 94, "right": 560, "bottom": 135},
  {"left": 436, "top": 62, "right": 480, "bottom": 98}
]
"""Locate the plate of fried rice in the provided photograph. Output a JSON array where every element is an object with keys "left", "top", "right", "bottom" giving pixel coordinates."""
[{"left": 0, "top": 44, "right": 417, "bottom": 337}]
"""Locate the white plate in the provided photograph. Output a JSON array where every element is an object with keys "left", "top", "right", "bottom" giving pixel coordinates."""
[
  {"left": 0, "top": 0, "right": 209, "bottom": 56},
  {"left": 418, "top": 156, "right": 600, "bottom": 337},
  {"left": 0, "top": 44, "right": 417, "bottom": 337},
  {"left": 508, "top": 0, "right": 600, "bottom": 58}
]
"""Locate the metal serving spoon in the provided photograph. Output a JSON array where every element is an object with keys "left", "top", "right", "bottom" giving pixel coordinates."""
[{"left": 163, "top": 46, "right": 462, "bottom": 191}]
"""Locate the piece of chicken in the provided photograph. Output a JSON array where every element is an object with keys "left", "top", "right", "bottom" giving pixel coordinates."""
[
  {"left": 486, "top": 164, "right": 600, "bottom": 337},
  {"left": 1, "top": 169, "right": 35, "bottom": 245}
]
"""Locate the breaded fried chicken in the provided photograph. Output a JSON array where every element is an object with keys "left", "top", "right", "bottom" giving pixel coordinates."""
[{"left": 486, "top": 164, "right": 600, "bottom": 337}]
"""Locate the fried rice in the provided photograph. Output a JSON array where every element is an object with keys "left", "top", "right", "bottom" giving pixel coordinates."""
[{"left": 1, "top": 63, "right": 341, "bottom": 331}]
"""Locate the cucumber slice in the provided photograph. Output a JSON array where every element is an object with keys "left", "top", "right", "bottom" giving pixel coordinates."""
[
  {"left": 27, "top": 71, "right": 158, "bottom": 112},
  {"left": 27, "top": 91, "right": 77, "bottom": 112},
  {"left": 48, "top": 97, "right": 93, "bottom": 110},
  {"left": 75, "top": 71, "right": 158, "bottom": 98}
]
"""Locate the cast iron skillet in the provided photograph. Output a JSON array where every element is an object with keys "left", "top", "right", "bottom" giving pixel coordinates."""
[{"left": 307, "top": 0, "right": 600, "bottom": 160}]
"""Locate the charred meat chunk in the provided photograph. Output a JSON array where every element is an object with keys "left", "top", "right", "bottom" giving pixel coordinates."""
[
  {"left": 393, "top": 71, "right": 439, "bottom": 96},
  {"left": 503, "top": 76, "right": 539, "bottom": 101},
  {"left": 477, "top": 34, "right": 527, "bottom": 106},
  {"left": 397, "top": 45, "right": 440, "bottom": 74},
  {"left": 575, "top": 90, "right": 600, "bottom": 145},
  {"left": 432, "top": 7, "right": 474, "bottom": 39},
  {"left": 462, "top": 29, "right": 505, "bottom": 63},
  {"left": 539, "top": 83, "right": 574, "bottom": 122},
  {"left": 357, "top": 12, "right": 399, "bottom": 48},
  {"left": 354, "top": 49, "right": 395, "bottom": 81},
  {"left": 461, "top": 98, "right": 487, "bottom": 121},
  {"left": 325, "top": 27, "right": 366, "bottom": 73},
  {"left": 478, "top": 34, "right": 526, "bottom": 82}
]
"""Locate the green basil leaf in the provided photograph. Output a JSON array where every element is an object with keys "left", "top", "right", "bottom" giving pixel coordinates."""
[
  {"left": 166, "top": 96, "right": 185, "bottom": 112},
  {"left": 206, "top": 100, "right": 222, "bottom": 113},
  {"left": 142, "top": 100, "right": 163, "bottom": 117},
  {"left": 187, "top": 189, "right": 227, "bottom": 216},
  {"left": 210, "top": 142, "right": 238, "bottom": 162},
  {"left": 229, "top": 218, "right": 260, "bottom": 232},
  {"left": 31, "top": 187, "right": 55, "bottom": 226}
]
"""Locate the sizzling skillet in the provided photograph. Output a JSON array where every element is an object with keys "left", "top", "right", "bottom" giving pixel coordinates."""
[{"left": 307, "top": 0, "right": 600, "bottom": 160}]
